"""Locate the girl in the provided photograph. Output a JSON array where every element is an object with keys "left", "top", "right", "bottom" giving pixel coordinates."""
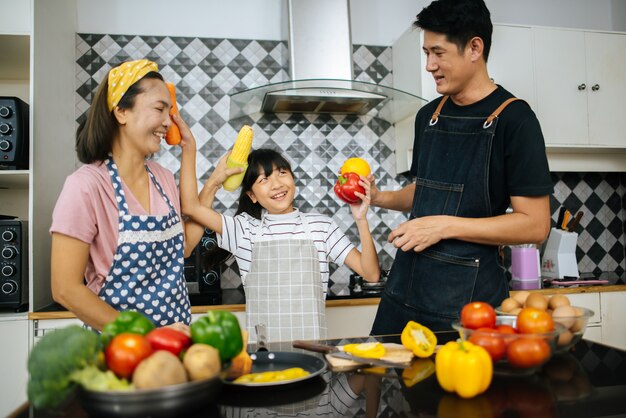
[{"left": 180, "top": 142, "right": 380, "bottom": 342}]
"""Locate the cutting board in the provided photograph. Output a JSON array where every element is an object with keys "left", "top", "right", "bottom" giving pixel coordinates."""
[{"left": 324, "top": 343, "right": 414, "bottom": 371}]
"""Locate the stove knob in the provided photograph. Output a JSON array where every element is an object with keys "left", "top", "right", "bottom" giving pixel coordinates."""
[
  {"left": 2, "top": 246, "right": 17, "bottom": 259},
  {"left": 0, "top": 139, "right": 11, "bottom": 151},
  {"left": 0, "top": 123, "right": 12, "bottom": 135},
  {"left": 1, "top": 264, "right": 16, "bottom": 277},
  {"left": 2, "top": 230, "right": 16, "bottom": 242},
  {"left": 202, "top": 236, "right": 217, "bottom": 252},
  {"left": 1, "top": 280, "right": 17, "bottom": 294},
  {"left": 202, "top": 271, "right": 219, "bottom": 286},
  {"left": 0, "top": 106, "right": 11, "bottom": 118}
]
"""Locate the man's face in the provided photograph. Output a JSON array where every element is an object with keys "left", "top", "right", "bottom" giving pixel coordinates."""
[{"left": 422, "top": 31, "right": 475, "bottom": 98}]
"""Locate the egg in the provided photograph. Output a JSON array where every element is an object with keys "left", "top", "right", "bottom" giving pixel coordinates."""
[
  {"left": 512, "top": 291, "right": 530, "bottom": 305},
  {"left": 509, "top": 307, "right": 523, "bottom": 315},
  {"left": 501, "top": 297, "right": 520, "bottom": 313},
  {"left": 549, "top": 294, "right": 571, "bottom": 310},
  {"left": 557, "top": 329, "right": 574, "bottom": 347},
  {"left": 571, "top": 307, "right": 586, "bottom": 332},
  {"left": 552, "top": 305, "right": 577, "bottom": 329},
  {"left": 525, "top": 293, "right": 549, "bottom": 311}
]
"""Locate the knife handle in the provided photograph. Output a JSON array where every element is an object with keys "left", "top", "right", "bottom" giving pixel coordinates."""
[
  {"left": 556, "top": 207, "right": 566, "bottom": 229},
  {"left": 567, "top": 211, "right": 584, "bottom": 232},
  {"left": 292, "top": 340, "right": 337, "bottom": 353}
]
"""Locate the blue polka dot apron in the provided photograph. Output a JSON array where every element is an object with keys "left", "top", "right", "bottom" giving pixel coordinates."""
[{"left": 98, "top": 158, "right": 191, "bottom": 326}]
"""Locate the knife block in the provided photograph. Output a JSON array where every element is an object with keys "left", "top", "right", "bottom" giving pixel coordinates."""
[{"left": 541, "top": 228, "right": 579, "bottom": 279}]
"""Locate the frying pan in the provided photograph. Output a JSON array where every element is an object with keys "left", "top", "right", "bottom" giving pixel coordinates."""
[
  {"left": 77, "top": 374, "right": 222, "bottom": 418},
  {"left": 223, "top": 351, "right": 327, "bottom": 387}
]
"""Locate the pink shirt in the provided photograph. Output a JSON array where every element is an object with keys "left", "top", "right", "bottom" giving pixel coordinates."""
[{"left": 50, "top": 160, "right": 181, "bottom": 294}]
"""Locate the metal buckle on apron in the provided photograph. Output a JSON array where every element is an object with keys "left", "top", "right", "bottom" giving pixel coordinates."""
[
  {"left": 483, "top": 119, "right": 494, "bottom": 129},
  {"left": 429, "top": 117, "right": 439, "bottom": 126}
]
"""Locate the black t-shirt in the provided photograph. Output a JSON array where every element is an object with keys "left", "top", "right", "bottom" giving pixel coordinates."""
[{"left": 411, "top": 85, "right": 554, "bottom": 216}]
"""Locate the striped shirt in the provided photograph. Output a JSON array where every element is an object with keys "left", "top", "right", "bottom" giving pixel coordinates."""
[{"left": 217, "top": 209, "right": 355, "bottom": 295}]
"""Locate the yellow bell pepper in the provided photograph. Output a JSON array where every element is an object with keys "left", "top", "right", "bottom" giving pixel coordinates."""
[
  {"left": 401, "top": 321, "right": 437, "bottom": 358},
  {"left": 343, "top": 342, "right": 386, "bottom": 359},
  {"left": 401, "top": 358, "right": 435, "bottom": 388},
  {"left": 435, "top": 340, "right": 493, "bottom": 399}
]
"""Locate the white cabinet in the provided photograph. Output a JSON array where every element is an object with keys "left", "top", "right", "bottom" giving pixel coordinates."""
[
  {"left": 534, "top": 27, "right": 626, "bottom": 147},
  {"left": 0, "top": 314, "right": 29, "bottom": 417},
  {"left": 488, "top": 25, "right": 536, "bottom": 112},
  {"left": 599, "top": 291, "right": 626, "bottom": 351},
  {"left": 326, "top": 303, "right": 378, "bottom": 339}
]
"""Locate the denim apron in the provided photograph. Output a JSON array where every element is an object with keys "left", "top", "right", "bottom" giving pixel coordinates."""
[
  {"left": 245, "top": 212, "right": 326, "bottom": 342},
  {"left": 98, "top": 158, "right": 191, "bottom": 326},
  {"left": 372, "top": 97, "right": 519, "bottom": 333}
]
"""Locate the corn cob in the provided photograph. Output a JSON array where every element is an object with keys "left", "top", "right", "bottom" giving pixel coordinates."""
[{"left": 223, "top": 125, "right": 254, "bottom": 191}]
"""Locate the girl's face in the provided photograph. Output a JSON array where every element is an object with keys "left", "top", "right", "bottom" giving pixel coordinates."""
[
  {"left": 247, "top": 165, "right": 296, "bottom": 215},
  {"left": 116, "top": 78, "right": 172, "bottom": 156}
]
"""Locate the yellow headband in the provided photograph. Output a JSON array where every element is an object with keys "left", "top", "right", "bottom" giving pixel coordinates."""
[{"left": 107, "top": 59, "right": 159, "bottom": 111}]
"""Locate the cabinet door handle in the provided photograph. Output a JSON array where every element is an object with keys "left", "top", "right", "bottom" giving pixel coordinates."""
[
  {"left": 577, "top": 83, "right": 586, "bottom": 91},
  {"left": 591, "top": 84, "right": 600, "bottom": 91}
]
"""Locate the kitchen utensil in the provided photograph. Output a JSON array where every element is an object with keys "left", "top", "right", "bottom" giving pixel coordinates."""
[
  {"left": 255, "top": 324, "right": 268, "bottom": 352},
  {"left": 292, "top": 340, "right": 413, "bottom": 369},
  {"left": 561, "top": 209, "right": 572, "bottom": 230},
  {"left": 567, "top": 211, "right": 584, "bottom": 232},
  {"left": 222, "top": 351, "right": 327, "bottom": 387},
  {"left": 77, "top": 374, "right": 222, "bottom": 418},
  {"left": 541, "top": 227, "right": 579, "bottom": 279},
  {"left": 556, "top": 207, "right": 566, "bottom": 229}
]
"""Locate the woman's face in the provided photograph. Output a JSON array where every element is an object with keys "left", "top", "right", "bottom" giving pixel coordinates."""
[
  {"left": 247, "top": 165, "right": 296, "bottom": 215},
  {"left": 117, "top": 78, "right": 172, "bottom": 155}
]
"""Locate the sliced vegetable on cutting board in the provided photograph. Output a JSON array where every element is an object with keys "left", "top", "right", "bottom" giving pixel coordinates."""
[{"left": 401, "top": 321, "right": 437, "bottom": 358}]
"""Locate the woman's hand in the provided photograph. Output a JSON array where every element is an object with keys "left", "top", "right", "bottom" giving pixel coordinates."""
[
  {"left": 172, "top": 113, "right": 196, "bottom": 151},
  {"left": 164, "top": 322, "right": 191, "bottom": 337},
  {"left": 349, "top": 175, "right": 372, "bottom": 221},
  {"left": 204, "top": 151, "right": 244, "bottom": 192}
]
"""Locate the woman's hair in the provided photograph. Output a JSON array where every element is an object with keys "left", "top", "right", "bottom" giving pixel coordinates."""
[
  {"left": 235, "top": 148, "right": 294, "bottom": 219},
  {"left": 414, "top": 0, "right": 493, "bottom": 62},
  {"left": 75, "top": 71, "right": 164, "bottom": 164}
]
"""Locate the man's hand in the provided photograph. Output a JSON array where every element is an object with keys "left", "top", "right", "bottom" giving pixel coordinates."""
[{"left": 388, "top": 215, "right": 450, "bottom": 252}]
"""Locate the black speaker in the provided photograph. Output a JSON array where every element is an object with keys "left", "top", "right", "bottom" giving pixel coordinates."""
[
  {"left": 0, "top": 219, "right": 28, "bottom": 311},
  {"left": 0, "top": 97, "right": 29, "bottom": 170}
]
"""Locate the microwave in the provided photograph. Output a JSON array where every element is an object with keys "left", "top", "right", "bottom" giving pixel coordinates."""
[{"left": 0, "top": 97, "right": 29, "bottom": 170}]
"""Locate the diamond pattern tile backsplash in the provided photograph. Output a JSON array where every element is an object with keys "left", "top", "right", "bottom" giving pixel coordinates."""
[{"left": 75, "top": 34, "right": 626, "bottom": 295}]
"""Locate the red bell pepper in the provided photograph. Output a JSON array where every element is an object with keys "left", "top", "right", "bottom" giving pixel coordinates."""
[
  {"left": 145, "top": 327, "right": 191, "bottom": 357},
  {"left": 334, "top": 172, "right": 365, "bottom": 204}
]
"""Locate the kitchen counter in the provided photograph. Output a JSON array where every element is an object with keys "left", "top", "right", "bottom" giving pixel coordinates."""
[
  {"left": 10, "top": 333, "right": 626, "bottom": 418},
  {"left": 27, "top": 282, "right": 626, "bottom": 320}
]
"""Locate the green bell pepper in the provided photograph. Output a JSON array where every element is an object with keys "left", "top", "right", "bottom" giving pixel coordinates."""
[
  {"left": 101, "top": 311, "right": 155, "bottom": 344},
  {"left": 190, "top": 310, "right": 243, "bottom": 362}
]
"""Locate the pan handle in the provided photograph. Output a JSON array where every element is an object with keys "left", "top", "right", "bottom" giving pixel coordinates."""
[
  {"left": 255, "top": 324, "right": 268, "bottom": 352},
  {"left": 292, "top": 340, "right": 338, "bottom": 354}
]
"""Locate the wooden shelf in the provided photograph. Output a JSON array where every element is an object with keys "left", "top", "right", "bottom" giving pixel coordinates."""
[{"left": 0, "top": 170, "right": 29, "bottom": 189}]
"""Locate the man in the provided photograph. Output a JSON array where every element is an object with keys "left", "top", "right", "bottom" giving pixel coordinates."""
[{"left": 369, "top": 0, "right": 553, "bottom": 333}]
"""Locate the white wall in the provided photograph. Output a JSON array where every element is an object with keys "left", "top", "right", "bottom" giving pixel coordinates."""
[{"left": 76, "top": 0, "right": 621, "bottom": 46}]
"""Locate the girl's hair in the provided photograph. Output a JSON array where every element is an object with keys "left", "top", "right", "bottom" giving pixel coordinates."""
[
  {"left": 75, "top": 71, "right": 164, "bottom": 164},
  {"left": 235, "top": 148, "right": 294, "bottom": 219},
  {"left": 203, "top": 148, "right": 294, "bottom": 271}
]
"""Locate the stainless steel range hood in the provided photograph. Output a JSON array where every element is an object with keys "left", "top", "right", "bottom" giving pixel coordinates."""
[{"left": 228, "top": 0, "right": 426, "bottom": 123}]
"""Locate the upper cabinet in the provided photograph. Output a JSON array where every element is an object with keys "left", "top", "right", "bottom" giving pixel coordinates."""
[
  {"left": 534, "top": 27, "right": 626, "bottom": 147},
  {"left": 488, "top": 25, "right": 536, "bottom": 112}
]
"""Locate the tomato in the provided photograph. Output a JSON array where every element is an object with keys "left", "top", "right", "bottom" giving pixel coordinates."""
[
  {"left": 506, "top": 337, "right": 551, "bottom": 368},
  {"left": 516, "top": 307, "right": 554, "bottom": 334},
  {"left": 105, "top": 332, "right": 153, "bottom": 378},
  {"left": 334, "top": 172, "right": 365, "bottom": 204},
  {"left": 468, "top": 328, "right": 506, "bottom": 362},
  {"left": 340, "top": 157, "right": 371, "bottom": 177},
  {"left": 460, "top": 302, "right": 496, "bottom": 330},
  {"left": 496, "top": 324, "right": 517, "bottom": 335}
]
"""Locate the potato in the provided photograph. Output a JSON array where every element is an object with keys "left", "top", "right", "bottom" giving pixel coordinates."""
[
  {"left": 183, "top": 343, "right": 221, "bottom": 381},
  {"left": 133, "top": 350, "right": 187, "bottom": 390}
]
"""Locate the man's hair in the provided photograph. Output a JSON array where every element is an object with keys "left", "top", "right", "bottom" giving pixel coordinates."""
[{"left": 414, "top": 0, "right": 493, "bottom": 61}]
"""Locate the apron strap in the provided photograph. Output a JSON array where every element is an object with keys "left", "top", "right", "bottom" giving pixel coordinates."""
[
  {"left": 429, "top": 96, "right": 449, "bottom": 126},
  {"left": 483, "top": 98, "right": 522, "bottom": 128}
]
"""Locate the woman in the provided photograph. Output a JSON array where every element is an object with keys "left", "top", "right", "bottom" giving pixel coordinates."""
[{"left": 50, "top": 59, "right": 207, "bottom": 331}]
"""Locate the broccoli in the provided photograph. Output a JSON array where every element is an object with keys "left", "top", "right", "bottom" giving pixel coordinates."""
[{"left": 27, "top": 325, "right": 101, "bottom": 409}]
